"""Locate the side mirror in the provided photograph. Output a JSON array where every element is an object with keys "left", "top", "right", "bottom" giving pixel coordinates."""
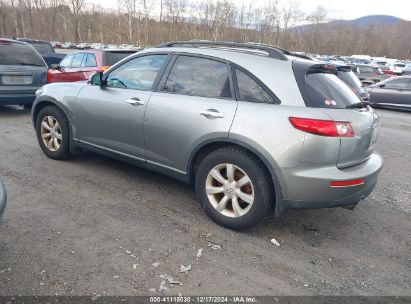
[
  {"left": 88, "top": 71, "right": 106, "bottom": 86},
  {"left": 50, "top": 63, "right": 59, "bottom": 70}
]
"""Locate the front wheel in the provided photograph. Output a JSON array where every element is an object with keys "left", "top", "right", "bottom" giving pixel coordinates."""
[
  {"left": 195, "top": 148, "right": 272, "bottom": 231},
  {"left": 35, "top": 106, "right": 70, "bottom": 160}
]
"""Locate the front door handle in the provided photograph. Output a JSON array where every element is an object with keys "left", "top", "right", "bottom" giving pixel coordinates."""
[
  {"left": 126, "top": 98, "right": 144, "bottom": 106},
  {"left": 200, "top": 110, "right": 224, "bottom": 119}
]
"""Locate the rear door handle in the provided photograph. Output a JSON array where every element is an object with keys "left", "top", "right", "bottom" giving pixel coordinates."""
[
  {"left": 126, "top": 98, "right": 144, "bottom": 106},
  {"left": 200, "top": 110, "right": 224, "bottom": 119}
]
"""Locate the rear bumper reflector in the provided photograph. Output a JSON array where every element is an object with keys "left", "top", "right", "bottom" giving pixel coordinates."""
[{"left": 330, "top": 179, "right": 365, "bottom": 187}]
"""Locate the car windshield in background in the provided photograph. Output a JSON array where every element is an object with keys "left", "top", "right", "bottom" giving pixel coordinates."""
[
  {"left": 0, "top": 41, "right": 46, "bottom": 67},
  {"left": 338, "top": 70, "right": 363, "bottom": 90},
  {"left": 305, "top": 73, "right": 361, "bottom": 109},
  {"left": 105, "top": 51, "right": 136, "bottom": 66},
  {"left": 394, "top": 63, "right": 405, "bottom": 68},
  {"left": 25, "top": 41, "right": 54, "bottom": 54}
]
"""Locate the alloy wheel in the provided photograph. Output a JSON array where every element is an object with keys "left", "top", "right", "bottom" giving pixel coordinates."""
[
  {"left": 205, "top": 163, "right": 255, "bottom": 218},
  {"left": 40, "top": 116, "right": 62, "bottom": 152}
]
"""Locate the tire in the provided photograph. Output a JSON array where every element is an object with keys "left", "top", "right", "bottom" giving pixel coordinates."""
[
  {"left": 195, "top": 147, "right": 272, "bottom": 231},
  {"left": 35, "top": 106, "right": 70, "bottom": 160}
]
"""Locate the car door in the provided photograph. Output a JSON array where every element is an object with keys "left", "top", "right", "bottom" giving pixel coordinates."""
[
  {"left": 144, "top": 54, "right": 237, "bottom": 173},
  {"left": 75, "top": 53, "right": 169, "bottom": 159},
  {"left": 371, "top": 78, "right": 408, "bottom": 105},
  {"left": 64, "top": 53, "right": 87, "bottom": 81},
  {"left": 48, "top": 53, "right": 74, "bottom": 82}
]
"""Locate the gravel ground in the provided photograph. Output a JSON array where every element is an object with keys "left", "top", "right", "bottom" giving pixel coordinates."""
[{"left": 0, "top": 106, "right": 410, "bottom": 296}]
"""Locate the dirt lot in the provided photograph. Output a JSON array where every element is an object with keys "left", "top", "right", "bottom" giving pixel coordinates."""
[{"left": 0, "top": 106, "right": 409, "bottom": 296}]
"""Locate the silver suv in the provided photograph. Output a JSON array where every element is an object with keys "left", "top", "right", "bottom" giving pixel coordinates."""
[{"left": 32, "top": 41, "right": 383, "bottom": 230}]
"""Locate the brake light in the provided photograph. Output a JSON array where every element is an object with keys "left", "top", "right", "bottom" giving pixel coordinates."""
[
  {"left": 47, "top": 69, "right": 52, "bottom": 83},
  {"left": 330, "top": 179, "right": 365, "bottom": 187},
  {"left": 289, "top": 117, "right": 355, "bottom": 137},
  {"left": 101, "top": 65, "right": 110, "bottom": 71}
]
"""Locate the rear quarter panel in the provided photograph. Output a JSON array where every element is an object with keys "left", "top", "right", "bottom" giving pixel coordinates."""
[{"left": 229, "top": 103, "right": 336, "bottom": 200}]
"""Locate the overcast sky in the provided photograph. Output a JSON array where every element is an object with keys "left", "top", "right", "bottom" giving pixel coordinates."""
[{"left": 90, "top": 0, "right": 411, "bottom": 21}]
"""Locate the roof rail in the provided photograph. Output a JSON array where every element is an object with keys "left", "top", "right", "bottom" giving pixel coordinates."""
[{"left": 155, "top": 41, "right": 289, "bottom": 61}]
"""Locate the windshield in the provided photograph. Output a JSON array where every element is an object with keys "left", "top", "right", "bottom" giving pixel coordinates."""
[
  {"left": 338, "top": 70, "right": 362, "bottom": 90},
  {"left": 0, "top": 41, "right": 46, "bottom": 67},
  {"left": 305, "top": 73, "right": 361, "bottom": 109},
  {"left": 394, "top": 63, "right": 405, "bottom": 68},
  {"left": 105, "top": 51, "right": 137, "bottom": 66}
]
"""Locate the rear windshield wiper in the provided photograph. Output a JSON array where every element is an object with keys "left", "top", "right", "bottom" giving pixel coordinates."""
[{"left": 346, "top": 101, "right": 370, "bottom": 109}]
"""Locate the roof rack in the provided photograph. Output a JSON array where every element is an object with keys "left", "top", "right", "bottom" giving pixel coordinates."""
[{"left": 155, "top": 41, "right": 289, "bottom": 61}]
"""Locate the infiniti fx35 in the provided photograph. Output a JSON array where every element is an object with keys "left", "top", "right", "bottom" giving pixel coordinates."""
[{"left": 32, "top": 41, "right": 383, "bottom": 230}]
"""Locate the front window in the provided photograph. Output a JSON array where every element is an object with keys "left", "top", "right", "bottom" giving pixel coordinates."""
[
  {"left": 106, "top": 54, "right": 167, "bottom": 90},
  {"left": 305, "top": 73, "right": 361, "bottom": 108}
]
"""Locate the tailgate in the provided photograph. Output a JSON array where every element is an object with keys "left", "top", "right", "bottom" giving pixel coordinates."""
[
  {"left": 321, "top": 107, "right": 380, "bottom": 168},
  {"left": 0, "top": 65, "right": 47, "bottom": 93}
]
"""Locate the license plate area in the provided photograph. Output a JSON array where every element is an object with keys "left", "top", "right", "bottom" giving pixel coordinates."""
[{"left": 2, "top": 75, "right": 33, "bottom": 85}]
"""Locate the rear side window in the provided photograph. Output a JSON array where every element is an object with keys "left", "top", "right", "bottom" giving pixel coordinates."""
[
  {"left": 164, "top": 56, "right": 231, "bottom": 98},
  {"left": 0, "top": 41, "right": 46, "bottom": 67},
  {"left": 105, "top": 51, "right": 136, "bottom": 66},
  {"left": 305, "top": 73, "right": 361, "bottom": 108},
  {"left": 85, "top": 54, "right": 97, "bottom": 67},
  {"left": 71, "top": 53, "right": 85, "bottom": 68},
  {"left": 236, "top": 69, "right": 274, "bottom": 103}
]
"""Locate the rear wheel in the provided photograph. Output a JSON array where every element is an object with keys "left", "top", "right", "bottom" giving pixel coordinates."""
[
  {"left": 35, "top": 106, "right": 70, "bottom": 160},
  {"left": 195, "top": 148, "right": 272, "bottom": 230}
]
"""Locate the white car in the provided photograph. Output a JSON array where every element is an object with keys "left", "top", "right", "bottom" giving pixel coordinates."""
[{"left": 385, "top": 62, "right": 406, "bottom": 75}]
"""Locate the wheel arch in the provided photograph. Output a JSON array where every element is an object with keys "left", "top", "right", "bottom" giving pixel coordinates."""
[
  {"left": 32, "top": 97, "right": 78, "bottom": 154},
  {"left": 187, "top": 138, "right": 285, "bottom": 214}
]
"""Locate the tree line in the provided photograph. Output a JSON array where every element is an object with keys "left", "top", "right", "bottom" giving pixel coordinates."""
[{"left": 1, "top": 0, "right": 410, "bottom": 59}]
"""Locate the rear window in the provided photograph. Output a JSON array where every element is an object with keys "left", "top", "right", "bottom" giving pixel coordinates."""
[
  {"left": 24, "top": 41, "right": 54, "bottom": 53},
  {"left": 105, "top": 51, "right": 136, "bottom": 66},
  {"left": 338, "top": 70, "right": 362, "bottom": 90},
  {"left": 305, "top": 73, "right": 361, "bottom": 109},
  {"left": 0, "top": 41, "right": 46, "bottom": 67}
]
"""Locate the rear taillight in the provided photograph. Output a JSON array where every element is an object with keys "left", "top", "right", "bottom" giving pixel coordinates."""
[
  {"left": 289, "top": 117, "right": 355, "bottom": 137},
  {"left": 101, "top": 65, "right": 110, "bottom": 71},
  {"left": 47, "top": 69, "right": 52, "bottom": 83}
]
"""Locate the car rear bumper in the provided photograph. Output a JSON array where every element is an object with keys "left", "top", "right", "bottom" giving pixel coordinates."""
[
  {"left": 0, "top": 180, "right": 6, "bottom": 224},
  {"left": 282, "top": 153, "right": 383, "bottom": 209},
  {"left": 0, "top": 93, "right": 36, "bottom": 105}
]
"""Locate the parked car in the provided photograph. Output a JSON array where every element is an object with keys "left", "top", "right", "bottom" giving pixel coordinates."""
[
  {"left": 48, "top": 49, "right": 138, "bottom": 83},
  {"left": 367, "top": 76, "right": 411, "bottom": 110},
  {"left": 76, "top": 42, "right": 91, "bottom": 50},
  {"left": 356, "top": 64, "right": 388, "bottom": 85},
  {"left": 106, "top": 44, "right": 119, "bottom": 49},
  {"left": 32, "top": 41, "right": 383, "bottom": 230},
  {"left": 385, "top": 62, "right": 406, "bottom": 75},
  {"left": 403, "top": 63, "right": 411, "bottom": 75},
  {"left": 380, "top": 65, "right": 395, "bottom": 76},
  {"left": 328, "top": 63, "right": 369, "bottom": 100},
  {"left": 50, "top": 41, "right": 62, "bottom": 49},
  {"left": 0, "top": 179, "right": 6, "bottom": 224},
  {"left": 17, "top": 38, "right": 66, "bottom": 68},
  {"left": 62, "top": 42, "right": 76, "bottom": 49},
  {"left": 0, "top": 38, "right": 48, "bottom": 107},
  {"left": 91, "top": 43, "right": 104, "bottom": 49}
]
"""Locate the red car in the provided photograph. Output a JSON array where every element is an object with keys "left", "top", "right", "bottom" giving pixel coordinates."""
[
  {"left": 380, "top": 65, "right": 394, "bottom": 76},
  {"left": 48, "top": 49, "right": 138, "bottom": 83}
]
